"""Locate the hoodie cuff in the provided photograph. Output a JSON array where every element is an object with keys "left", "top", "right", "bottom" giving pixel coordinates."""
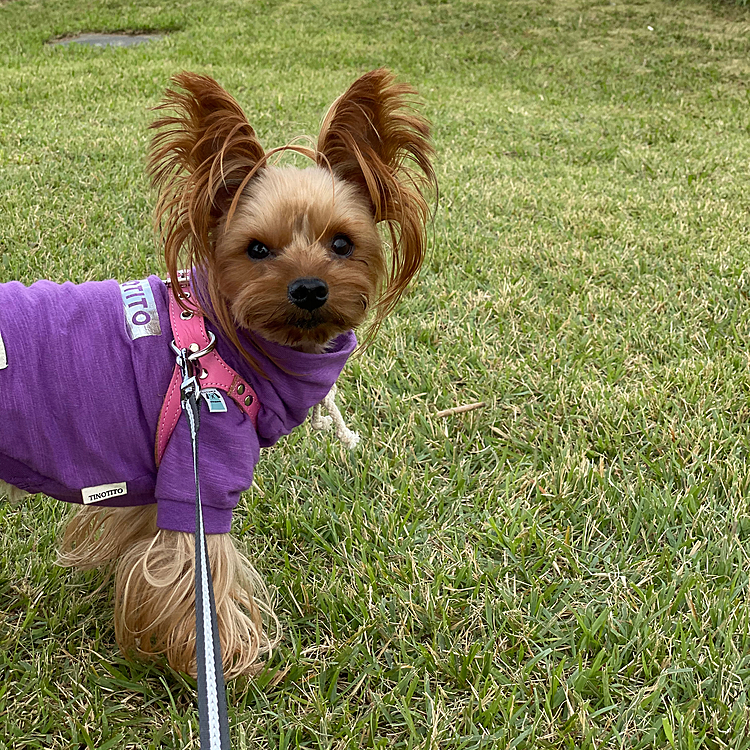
[{"left": 156, "top": 498, "right": 233, "bottom": 534}]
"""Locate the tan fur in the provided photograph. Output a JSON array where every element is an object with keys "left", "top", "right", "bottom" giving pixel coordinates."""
[
  {"left": 58, "top": 505, "right": 277, "bottom": 678},
  {"left": 316, "top": 69, "right": 434, "bottom": 330},
  {"left": 0, "top": 480, "right": 28, "bottom": 504},
  {"left": 53, "top": 69, "right": 434, "bottom": 678},
  {"left": 214, "top": 166, "right": 385, "bottom": 349}
]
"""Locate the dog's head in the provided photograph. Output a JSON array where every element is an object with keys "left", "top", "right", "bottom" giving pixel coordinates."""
[{"left": 149, "top": 70, "right": 435, "bottom": 354}]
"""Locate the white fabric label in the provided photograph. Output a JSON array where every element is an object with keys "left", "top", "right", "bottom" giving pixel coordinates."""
[
  {"left": 81, "top": 481, "right": 127, "bottom": 504},
  {"left": 0, "top": 324, "right": 6, "bottom": 369}
]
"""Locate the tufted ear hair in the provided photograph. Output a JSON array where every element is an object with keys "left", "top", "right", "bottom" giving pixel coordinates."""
[
  {"left": 316, "top": 68, "right": 436, "bottom": 322},
  {"left": 149, "top": 72, "right": 266, "bottom": 292}
]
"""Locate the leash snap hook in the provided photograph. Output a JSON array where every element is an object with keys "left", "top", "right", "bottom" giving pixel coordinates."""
[{"left": 171, "top": 342, "right": 201, "bottom": 404}]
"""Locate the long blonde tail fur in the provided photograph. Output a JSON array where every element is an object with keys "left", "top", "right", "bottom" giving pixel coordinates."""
[{"left": 58, "top": 505, "right": 278, "bottom": 678}]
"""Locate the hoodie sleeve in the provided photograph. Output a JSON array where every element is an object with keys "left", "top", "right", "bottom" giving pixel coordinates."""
[{"left": 154, "top": 400, "right": 260, "bottom": 534}]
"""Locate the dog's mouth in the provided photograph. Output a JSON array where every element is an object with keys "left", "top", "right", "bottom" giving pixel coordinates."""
[
  {"left": 235, "top": 293, "right": 363, "bottom": 348},
  {"left": 288, "top": 312, "right": 324, "bottom": 330},
  {"left": 283, "top": 305, "right": 353, "bottom": 342},
  {"left": 286, "top": 302, "right": 348, "bottom": 332}
]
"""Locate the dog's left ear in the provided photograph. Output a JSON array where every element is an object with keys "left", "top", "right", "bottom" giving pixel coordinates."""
[{"left": 317, "top": 69, "right": 436, "bottom": 317}]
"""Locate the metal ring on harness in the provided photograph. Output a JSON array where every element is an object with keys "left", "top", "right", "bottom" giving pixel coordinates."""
[{"left": 170, "top": 331, "right": 217, "bottom": 362}]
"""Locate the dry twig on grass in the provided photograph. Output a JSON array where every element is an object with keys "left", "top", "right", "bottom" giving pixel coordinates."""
[{"left": 434, "top": 402, "right": 487, "bottom": 418}]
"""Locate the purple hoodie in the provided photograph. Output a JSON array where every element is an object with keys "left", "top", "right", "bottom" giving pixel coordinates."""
[{"left": 0, "top": 276, "right": 356, "bottom": 533}]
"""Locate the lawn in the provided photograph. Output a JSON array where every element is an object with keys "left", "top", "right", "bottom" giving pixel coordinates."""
[{"left": 1, "top": 0, "right": 750, "bottom": 747}]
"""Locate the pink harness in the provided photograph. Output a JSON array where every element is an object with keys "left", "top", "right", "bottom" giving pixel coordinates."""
[{"left": 155, "top": 277, "right": 260, "bottom": 466}]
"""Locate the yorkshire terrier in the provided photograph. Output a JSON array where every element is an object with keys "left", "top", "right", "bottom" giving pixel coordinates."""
[{"left": 0, "top": 69, "right": 434, "bottom": 677}]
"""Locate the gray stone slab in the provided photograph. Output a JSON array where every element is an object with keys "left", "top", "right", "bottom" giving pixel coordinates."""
[{"left": 51, "top": 33, "right": 164, "bottom": 48}]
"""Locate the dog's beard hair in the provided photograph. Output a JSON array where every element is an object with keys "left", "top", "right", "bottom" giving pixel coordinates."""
[
  {"left": 58, "top": 506, "right": 279, "bottom": 678},
  {"left": 231, "top": 279, "right": 372, "bottom": 350}
]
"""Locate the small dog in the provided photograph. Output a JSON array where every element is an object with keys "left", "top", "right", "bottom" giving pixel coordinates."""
[{"left": 0, "top": 70, "right": 434, "bottom": 677}]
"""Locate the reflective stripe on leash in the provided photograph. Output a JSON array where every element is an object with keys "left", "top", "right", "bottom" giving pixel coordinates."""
[{"left": 176, "top": 344, "right": 231, "bottom": 750}]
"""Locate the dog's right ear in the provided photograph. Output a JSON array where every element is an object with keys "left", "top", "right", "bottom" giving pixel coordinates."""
[{"left": 149, "top": 72, "right": 266, "bottom": 281}]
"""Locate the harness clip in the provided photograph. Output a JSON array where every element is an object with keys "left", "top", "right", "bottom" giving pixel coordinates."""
[{"left": 171, "top": 332, "right": 216, "bottom": 406}]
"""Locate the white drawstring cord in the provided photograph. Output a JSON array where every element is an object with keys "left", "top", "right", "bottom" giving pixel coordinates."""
[{"left": 311, "top": 383, "right": 360, "bottom": 450}]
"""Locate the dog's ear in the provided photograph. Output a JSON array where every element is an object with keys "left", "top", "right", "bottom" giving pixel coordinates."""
[
  {"left": 149, "top": 72, "right": 266, "bottom": 281},
  {"left": 316, "top": 69, "right": 436, "bottom": 319}
]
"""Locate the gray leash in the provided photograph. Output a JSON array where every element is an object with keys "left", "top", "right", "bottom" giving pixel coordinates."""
[{"left": 174, "top": 337, "right": 231, "bottom": 750}]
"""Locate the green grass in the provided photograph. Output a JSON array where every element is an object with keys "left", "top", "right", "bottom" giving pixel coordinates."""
[{"left": 2, "top": 0, "right": 750, "bottom": 747}]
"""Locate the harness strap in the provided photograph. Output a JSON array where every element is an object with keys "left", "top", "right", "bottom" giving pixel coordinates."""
[{"left": 155, "top": 279, "right": 260, "bottom": 466}]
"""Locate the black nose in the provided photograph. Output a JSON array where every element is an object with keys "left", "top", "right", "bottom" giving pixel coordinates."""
[{"left": 288, "top": 277, "right": 329, "bottom": 311}]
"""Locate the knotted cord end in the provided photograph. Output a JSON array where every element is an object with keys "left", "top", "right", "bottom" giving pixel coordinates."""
[{"left": 311, "top": 384, "right": 360, "bottom": 450}]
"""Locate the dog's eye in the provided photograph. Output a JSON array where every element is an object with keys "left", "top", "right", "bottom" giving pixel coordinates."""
[
  {"left": 331, "top": 234, "right": 354, "bottom": 258},
  {"left": 247, "top": 240, "right": 271, "bottom": 260}
]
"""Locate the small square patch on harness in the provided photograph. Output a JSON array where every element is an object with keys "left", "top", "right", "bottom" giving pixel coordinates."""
[{"left": 202, "top": 389, "right": 227, "bottom": 413}]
